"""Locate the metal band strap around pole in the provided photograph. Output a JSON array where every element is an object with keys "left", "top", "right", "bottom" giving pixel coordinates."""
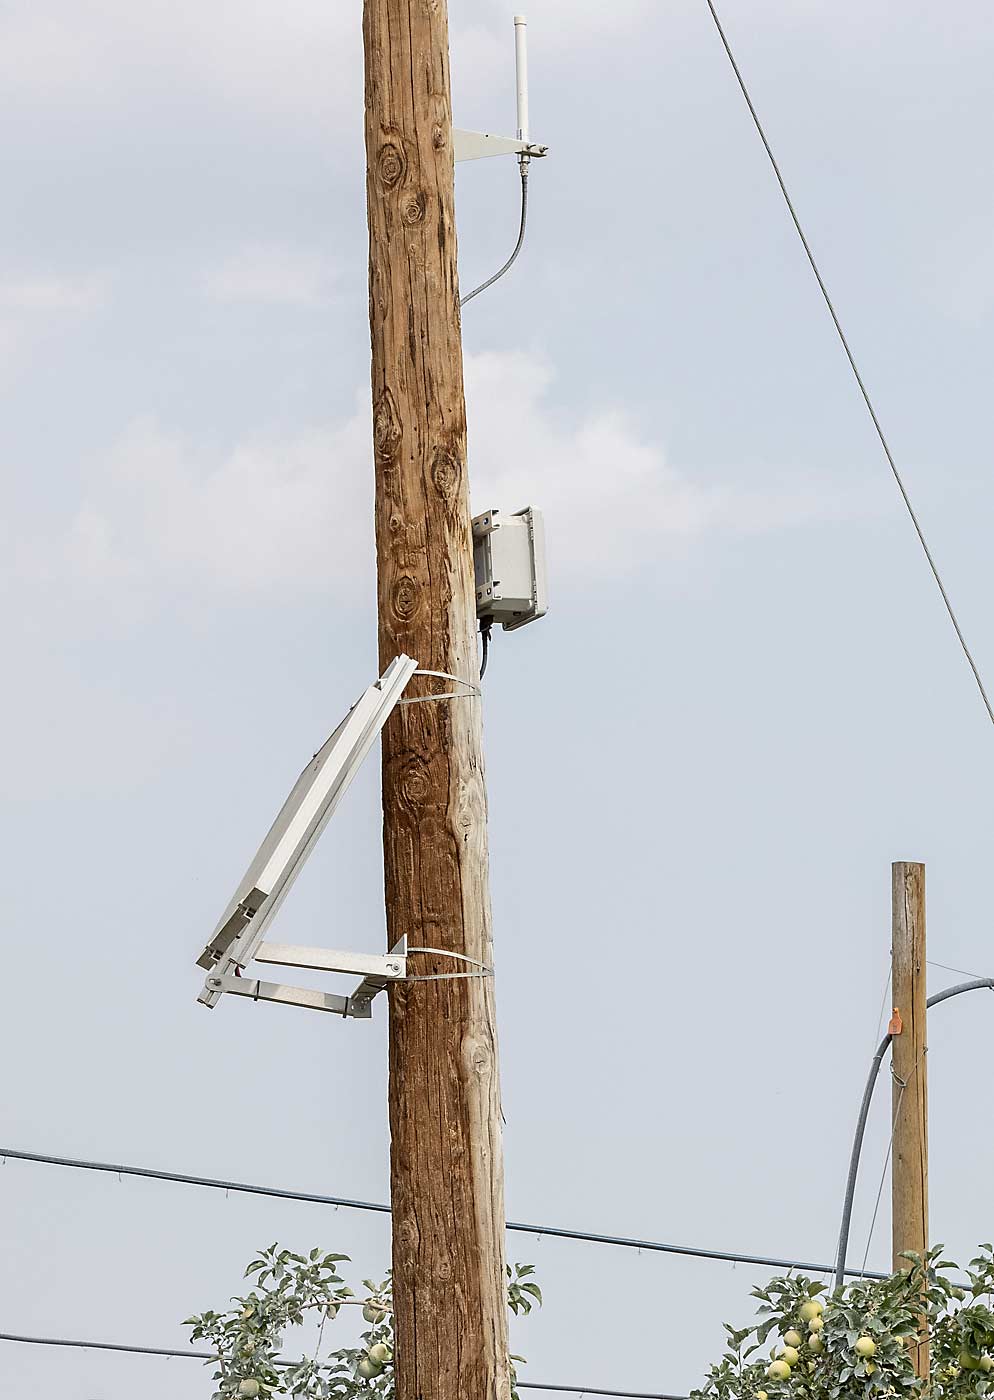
[{"left": 398, "top": 669, "right": 481, "bottom": 706}]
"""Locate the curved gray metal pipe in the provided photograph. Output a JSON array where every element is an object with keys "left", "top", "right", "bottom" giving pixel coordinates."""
[{"left": 834, "top": 978, "right": 994, "bottom": 1291}]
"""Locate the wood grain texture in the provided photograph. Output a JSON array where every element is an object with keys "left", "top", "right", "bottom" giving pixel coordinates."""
[
  {"left": 362, "top": 2, "right": 510, "bottom": 1398},
  {"left": 891, "top": 861, "right": 928, "bottom": 1377}
]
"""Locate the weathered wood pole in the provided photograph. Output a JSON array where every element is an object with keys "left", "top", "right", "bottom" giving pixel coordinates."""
[
  {"left": 362, "top": 4, "right": 511, "bottom": 1400},
  {"left": 891, "top": 860, "right": 928, "bottom": 1377}
]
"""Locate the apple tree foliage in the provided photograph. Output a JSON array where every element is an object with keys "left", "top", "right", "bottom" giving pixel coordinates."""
[
  {"left": 692, "top": 1246, "right": 994, "bottom": 1400},
  {"left": 185, "top": 1243, "right": 541, "bottom": 1399}
]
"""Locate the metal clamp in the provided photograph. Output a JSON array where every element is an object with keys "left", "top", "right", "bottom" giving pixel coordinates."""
[{"left": 398, "top": 669, "right": 481, "bottom": 707}]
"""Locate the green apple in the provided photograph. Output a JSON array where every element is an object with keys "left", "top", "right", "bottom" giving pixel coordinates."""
[
  {"left": 767, "top": 1360, "right": 791, "bottom": 1381},
  {"left": 799, "top": 1301, "right": 824, "bottom": 1324},
  {"left": 960, "top": 1351, "right": 982, "bottom": 1371},
  {"left": 807, "top": 1316, "right": 824, "bottom": 1334},
  {"left": 854, "top": 1337, "right": 876, "bottom": 1359},
  {"left": 779, "top": 1347, "right": 800, "bottom": 1368},
  {"left": 784, "top": 1332, "right": 803, "bottom": 1349},
  {"left": 358, "top": 1358, "right": 384, "bottom": 1380},
  {"left": 808, "top": 1336, "right": 825, "bottom": 1355},
  {"left": 238, "top": 1382, "right": 260, "bottom": 1399},
  {"left": 369, "top": 1343, "right": 392, "bottom": 1365}
]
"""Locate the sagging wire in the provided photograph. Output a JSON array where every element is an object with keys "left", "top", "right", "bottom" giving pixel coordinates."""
[
  {"left": 0, "top": 1143, "right": 878, "bottom": 1275},
  {"left": 0, "top": 1330, "right": 682, "bottom": 1398}
]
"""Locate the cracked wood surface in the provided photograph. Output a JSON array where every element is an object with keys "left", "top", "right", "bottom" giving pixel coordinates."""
[{"left": 363, "top": 2, "right": 510, "bottom": 1397}]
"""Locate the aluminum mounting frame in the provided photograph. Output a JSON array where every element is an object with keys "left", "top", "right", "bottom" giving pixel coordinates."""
[
  {"left": 202, "top": 939, "right": 408, "bottom": 1020},
  {"left": 195, "top": 656, "right": 418, "bottom": 1016}
]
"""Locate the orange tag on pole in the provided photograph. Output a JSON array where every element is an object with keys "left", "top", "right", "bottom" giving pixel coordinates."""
[{"left": 888, "top": 1008, "right": 904, "bottom": 1035}]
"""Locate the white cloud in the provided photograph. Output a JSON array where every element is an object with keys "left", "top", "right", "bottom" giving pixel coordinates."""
[
  {"left": 0, "top": 12, "right": 100, "bottom": 94},
  {"left": 466, "top": 352, "right": 722, "bottom": 571},
  {"left": 65, "top": 407, "right": 373, "bottom": 610},
  {"left": 923, "top": 211, "right": 994, "bottom": 326},
  {"left": 0, "top": 0, "right": 662, "bottom": 125},
  {"left": 0, "top": 1, "right": 358, "bottom": 119},
  {"left": 203, "top": 246, "right": 337, "bottom": 307},
  {"left": 0, "top": 272, "right": 107, "bottom": 377},
  {"left": 466, "top": 350, "right": 855, "bottom": 568},
  {"left": 485, "top": 0, "right": 656, "bottom": 33},
  {"left": 0, "top": 275, "right": 105, "bottom": 312},
  {"left": 27, "top": 349, "right": 857, "bottom": 629}
]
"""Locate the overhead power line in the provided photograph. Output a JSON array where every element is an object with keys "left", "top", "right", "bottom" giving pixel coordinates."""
[
  {"left": 0, "top": 1330, "right": 683, "bottom": 1400},
  {"left": 702, "top": 0, "right": 994, "bottom": 733},
  {"left": 0, "top": 1145, "right": 885, "bottom": 1279}
]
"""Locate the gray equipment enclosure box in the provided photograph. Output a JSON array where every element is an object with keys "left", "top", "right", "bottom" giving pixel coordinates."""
[{"left": 472, "top": 506, "right": 548, "bottom": 631}]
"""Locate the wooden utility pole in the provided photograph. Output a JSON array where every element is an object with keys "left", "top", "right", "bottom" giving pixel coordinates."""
[
  {"left": 362, "top": 5, "right": 510, "bottom": 1400},
  {"left": 891, "top": 860, "right": 928, "bottom": 1377}
]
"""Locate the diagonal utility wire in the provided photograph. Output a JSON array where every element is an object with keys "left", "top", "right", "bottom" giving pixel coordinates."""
[{"left": 702, "top": 0, "right": 994, "bottom": 731}]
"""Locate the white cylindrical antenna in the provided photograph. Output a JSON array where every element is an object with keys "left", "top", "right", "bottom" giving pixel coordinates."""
[{"left": 514, "top": 15, "right": 529, "bottom": 142}]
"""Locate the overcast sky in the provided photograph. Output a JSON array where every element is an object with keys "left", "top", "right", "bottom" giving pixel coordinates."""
[{"left": 4, "top": 1, "right": 994, "bottom": 1396}]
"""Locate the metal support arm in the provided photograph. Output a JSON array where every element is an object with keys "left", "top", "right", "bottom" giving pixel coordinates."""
[
  {"left": 201, "top": 974, "right": 370, "bottom": 1019},
  {"left": 453, "top": 130, "right": 547, "bottom": 162},
  {"left": 255, "top": 942, "right": 406, "bottom": 981}
]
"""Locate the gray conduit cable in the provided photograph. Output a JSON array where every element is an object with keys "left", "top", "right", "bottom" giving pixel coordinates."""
[
  {"left": 834, "top": 977, "right": 994, "bottom": 1291},
  {"left": 461, "top": 159, "right": 529, "bottom": 307}
]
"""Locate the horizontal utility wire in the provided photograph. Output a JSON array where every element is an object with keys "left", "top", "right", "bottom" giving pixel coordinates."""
[
  {"left": 703, "top": 0, "right": 994, "bottom": 732},
  {"left": 0, "top": 1146, "right": 884, "bottom": 1279},
  {"left": 0, "top": 1330, "right": 683, "bottom": 1399}
]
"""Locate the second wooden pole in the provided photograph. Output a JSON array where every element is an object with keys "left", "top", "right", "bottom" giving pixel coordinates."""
[{"left": 891, "top": 860, "right": 928, "bottom": 1376}]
